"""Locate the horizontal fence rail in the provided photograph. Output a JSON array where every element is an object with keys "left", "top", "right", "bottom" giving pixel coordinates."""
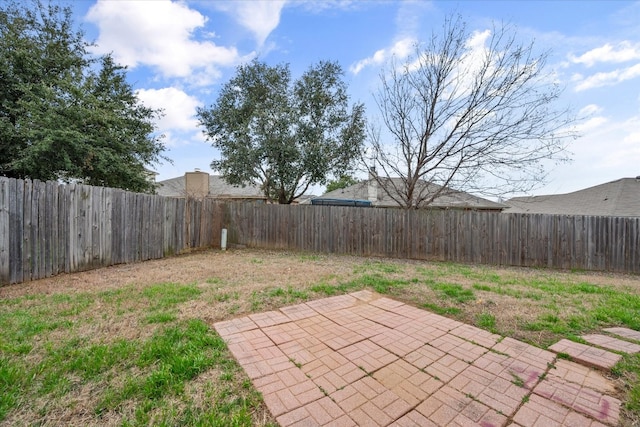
[
  {"left": 2, "top": 177, "right": 639, "bottom": 286},
  {"left": 221, "top": 203, "right": 640, "bottom": 274},
  {"left": 0, "top": 177, "right": 224, "bottom": 285}
]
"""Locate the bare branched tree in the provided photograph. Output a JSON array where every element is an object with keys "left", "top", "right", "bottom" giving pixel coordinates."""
[{"left": 368, "top": 16, "right": 578, "bottom": 209}]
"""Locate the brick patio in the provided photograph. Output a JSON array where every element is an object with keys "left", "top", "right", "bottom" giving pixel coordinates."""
[{"left": 214, "top": 291, "right": 622, "bottom": 426}]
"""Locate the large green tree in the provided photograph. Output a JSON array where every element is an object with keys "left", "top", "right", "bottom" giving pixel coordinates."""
[
  {"left": 0, "top": 1, "right": 166, "bottom": 193},
  {"left": 197, "top": 60, "right": 365, "bottom": 204}
]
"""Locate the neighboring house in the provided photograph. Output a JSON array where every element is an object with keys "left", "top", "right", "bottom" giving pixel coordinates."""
[
  {"left": 307, "top": 176, "right": 506, "bottom": 211},
  {"left": 504, "top": 177, "right": 640, "bottom": 217},
  {"left": 156, "top": 170, "right": 266, "bottom": 201}
]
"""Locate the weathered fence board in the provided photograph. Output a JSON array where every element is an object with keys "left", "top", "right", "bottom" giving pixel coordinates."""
[
  {"left": 0, "top": 177, "right": 224, "bottom": 285},
  {"left": 221, "top": 203, "right": 640, "bottom": 274},
  {"left": 0, "top": 179, "right": 8, "bottom": 284}
]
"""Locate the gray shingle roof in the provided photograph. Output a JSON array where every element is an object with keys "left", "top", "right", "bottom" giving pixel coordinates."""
[
  {"left": 504, "top": 178, "right": 640, "bottom": 217},
  {"left": 312, "top": 178, "right": 505, "bottom": 210},
  {"left": 156, "top": 175, "right": 264, "bottom": 199}
]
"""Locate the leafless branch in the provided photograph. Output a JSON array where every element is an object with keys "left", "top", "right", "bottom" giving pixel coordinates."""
[{"left": 368, "top": 15, "right": 578, "bottom": 209}]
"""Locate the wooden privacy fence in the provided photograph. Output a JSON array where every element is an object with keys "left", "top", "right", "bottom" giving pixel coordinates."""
[
  {"left": 0, "top": 177, "right": 224, "bottom": 285},
  {"left": 2, "top": 177, "right": 639, "bottom": 286},
  {"left": 222, "top": 202, "right": 640, "bottom": 273}
]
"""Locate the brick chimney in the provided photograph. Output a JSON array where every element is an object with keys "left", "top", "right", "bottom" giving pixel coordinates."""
[{"left": 185, "top": 170, "right": 210, "bottom": 198}]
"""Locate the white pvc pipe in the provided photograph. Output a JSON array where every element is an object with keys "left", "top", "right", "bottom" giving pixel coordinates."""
[{"left": 221, "top": 228, "right": 227, "bottom": 251}]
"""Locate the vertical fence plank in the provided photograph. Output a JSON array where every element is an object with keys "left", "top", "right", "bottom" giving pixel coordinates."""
[
  {"left": 8, "top": 178, "right": 22, "bottom": 284},
  {"left": 61, "top": 183, "right": 72, "bottom": 273},
  {"left": 35, "top": 180, "right": 44, "bottom": 278},
  {"left": 47, "top": 181, "right": 57, "bottom": 277},
  {"left": 22, "top": 179, "right": 33, "bottom": 282},
  {"left": 104, "top": 187, "right": 113, "bottom": 265},
  {"left": 0, "top": 178, "right": 9, "bottom": 284}
]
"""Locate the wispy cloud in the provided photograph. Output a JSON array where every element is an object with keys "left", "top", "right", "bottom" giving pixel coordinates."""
[
  {"left": 569, "top": 41, "right": 640, "bottom": 67},
  {"left": 214, "top": 1, "right": 286, "bottom": 46},
  {"left": 573, "top": 63, "right": 640, "bottom": 91},
  {"left": 86, "top": 0, "right": 242, "bottom": 83},
  {"left": 350, "top": 37, "right": 416, "bottom": 74},
  {"left": 579, "top": 104, "right": 603, "bottom": 116}
]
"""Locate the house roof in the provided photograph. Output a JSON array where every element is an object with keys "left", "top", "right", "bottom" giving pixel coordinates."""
[
  {"left": 311, "top": 177, "right": 506, "bottom": 210},
  {"left": 156, "top": 174, "right": 265, "bottom": 199},
  {"left": 504, "top": 177, "right": 640, "bottom": 217}
]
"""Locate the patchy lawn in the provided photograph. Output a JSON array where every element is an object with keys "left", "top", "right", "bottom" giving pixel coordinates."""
[{"left": 1, "top": 249, "right": 639, "bottom": 426}]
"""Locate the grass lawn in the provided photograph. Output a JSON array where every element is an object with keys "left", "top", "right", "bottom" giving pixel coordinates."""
[{"left": 1, "top": 249, "right": 639, "bottom": 426}]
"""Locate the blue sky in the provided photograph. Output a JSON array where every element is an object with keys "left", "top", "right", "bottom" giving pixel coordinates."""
[{"left": 72, "top": 0, "right": 640, "bottom": 197}]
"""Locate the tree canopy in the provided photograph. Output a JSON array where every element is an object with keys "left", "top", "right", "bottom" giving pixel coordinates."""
[
  {"left": 0, "top": 1, "right": 167, "bottom": 193},
  {"left": 197, "top": 60, "right": 365, "bottom": 204},
  {"left": 368, "top": 16, "right": 577, "bottom": 209},
  {"left": 325, "top": 175, "right": 359, "bottom": 193}
]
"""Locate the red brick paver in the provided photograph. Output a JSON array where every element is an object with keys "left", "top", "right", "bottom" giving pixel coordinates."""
[
  {"left": 372, "top": 359, "right": 442, "bottom": 406},
  {"left": 514, "top": 394, "right": 609, "bottom": 427},
  {"left": 548, "top": 339, "right": 622, "bottom": 370},
  {"left": 276, "top": 396, "right": 355, "bottom": 427},
  {"left": 415, "top": 385, "right": 508, "bottom": 427},
  {"left": 547, "top": 359, "right": 616, "bottom": 394},
  {"left": 581, "top": 333, "right": 640, "bottom": 354},
  {"left": 533, "top": 375, "right": 621, "bottom": 425},
  {"left": 338, "top": 339, "right": 398, "bottom": 374},
  {"left": 214, "top": 292, "right": 622, "bottom": 426},
  {"left": 603, "top": 326, "right": 640, "bottom": 342}
]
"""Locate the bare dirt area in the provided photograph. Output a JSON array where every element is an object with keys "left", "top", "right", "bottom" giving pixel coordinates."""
[
  {"left": 0, "top": 249, "right": 360, "bottom": 299},
  {"left": 3, "top": 247, "right": 638, "bottom": 299}
]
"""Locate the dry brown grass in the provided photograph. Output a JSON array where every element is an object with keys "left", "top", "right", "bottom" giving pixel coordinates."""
[{"left": 1, "top": 248, "right": 639, "bottom": 426}]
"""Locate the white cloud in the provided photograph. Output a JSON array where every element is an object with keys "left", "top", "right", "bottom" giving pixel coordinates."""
[
  {"left": 136, "top": 87, "right": 202, "bottom": 133},
  {"left": 574, "top": 116, "right": 608, "bottom": 133},
  {"left": 579, "top": 104, "right": 603, "bottom": 116},
  {"left": 574, "top": 114, "right": 640, "bottom": 169},
  {"left": 214, "top": 1, "right": 286, "bottom": 45},
  {"left": 574, "top": 63, "right": 640, "bottom": 91},
  {"left": 569, "top": 41, "right": 640, "bottom": 67},
  {"left": 465, "top": 29, "right": 491, "bottom": 51},
  {"left": 86, "top": 0, "right": 241, "bottom": 80},
  {"left": 350, "top": 37, "right": 416, "bottom": 74},
  {"left": 297, "top": 0, "right": 358, "bottom": 13}
]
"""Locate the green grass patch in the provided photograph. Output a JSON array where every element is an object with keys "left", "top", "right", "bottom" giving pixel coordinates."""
[
  {"left": 267, "top": 286, "right": 309, "bottom": 301},
  {"left": 311, "top": 274, "right": 410, "bottom": 296},
  {"left": 212, "top": 292, "right": 239, "bottom": 303},
  {"left": 421, "top": 302, "right": 462, "bottom": 316},
  {"left": 299, "top": 254, "right": 322, "bottom": 262},
  {"left": 476, "top": 313, "right": 497, "bottom": 332},
  {"left": 142, "top": 282, "right": 202, "bottom": 310},
  {"left": 0, "top": 357, "right": 25, "bottom": 420},
  {"left": 354, "top": 260, "right": 404, "bottom": 275},
  {"left": 611, "top": 353, "right": 640, "bottom": 419},
  {"left": 96, "top": 319, "right": 228, "bottom": 414},
  {"left": 310, "top": 281, "right": 361, "bottom": 296},
  {"left": 144, "top": 312, "right": 177, "bottom": 324},
  {"left": 0, "top": 285, "right": 268, "bottom": 426},
  {"left": 429, "top": 282, "right": 475, "bottom": 304}
]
